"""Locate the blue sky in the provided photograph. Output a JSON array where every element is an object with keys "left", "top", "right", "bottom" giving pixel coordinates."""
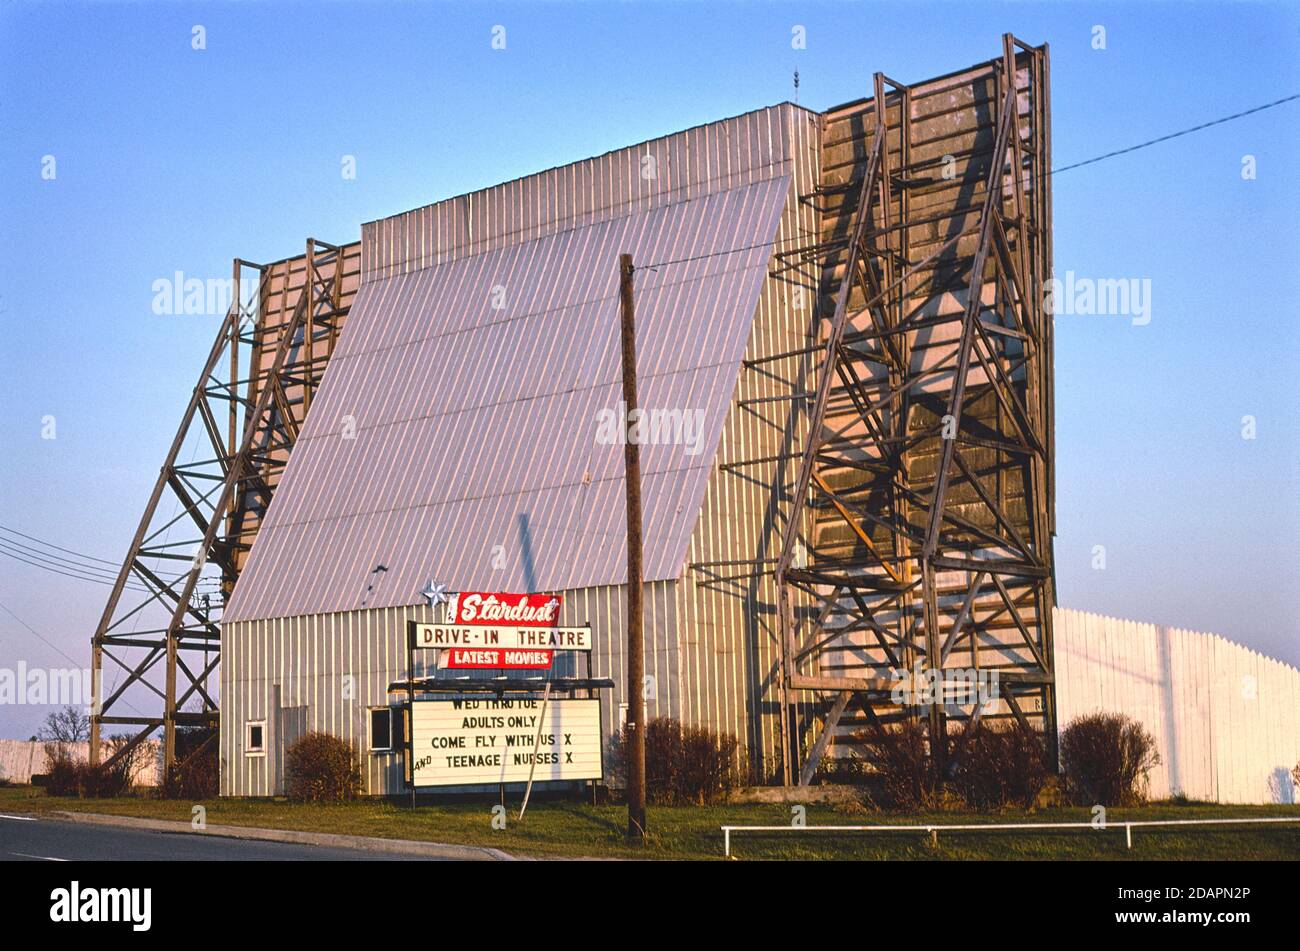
[{"left": 1, "top": 1, "right": 1298, "bottom": 738}]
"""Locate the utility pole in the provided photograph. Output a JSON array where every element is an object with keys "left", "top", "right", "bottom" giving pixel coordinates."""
[{"left": 619, "top": 253, "right": 647, "bottom": 841}]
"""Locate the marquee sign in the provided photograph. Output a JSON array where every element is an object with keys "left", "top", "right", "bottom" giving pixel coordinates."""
[
  {"left": 409, "top": 697, "right": 602, "bottom": 787},
  {"left": 446, "top": 592, "right": 562, "bottom": 627},
  {"left": 437, "top": 647, "right": 554, "bottom": 670},
  {"left": 411, "top": 622, "right": 592, "bottom": 652}
]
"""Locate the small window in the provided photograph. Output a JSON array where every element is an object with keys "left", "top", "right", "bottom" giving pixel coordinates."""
[
  {"left": 369, "top": 707, "right": 404, "bottom": 753},
  {"left": 245, "top": 720, "right": 266, "bottom": 756}
]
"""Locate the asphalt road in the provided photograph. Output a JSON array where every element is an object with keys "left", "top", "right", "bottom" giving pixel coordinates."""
[{"left": 0, "top": 813, "right": 426, "bottom": 861}]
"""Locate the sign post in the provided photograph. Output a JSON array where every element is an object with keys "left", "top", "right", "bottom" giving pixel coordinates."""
[
  {"left": 517, "top": 680, "right": 552, "bottom": 819},
  {"left": 406, "top": 624, "right": 416, "bottom": 809}
]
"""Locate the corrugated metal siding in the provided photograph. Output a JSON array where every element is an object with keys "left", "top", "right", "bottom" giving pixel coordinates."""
[
  {"left": 220, "top": 582, "right": 681, "bottom": 797},
  {"left": 226, "top": 173, "right": 791, "bottom": 623},
  {"left": 363, "top": 105, "right": 804, "bottom": 279},
  {"left": 673, "top": 106, "right": 821, "bottom": 781},
  {"left": 1054, "top": 607, "right": 1300, "bottom": 805}
]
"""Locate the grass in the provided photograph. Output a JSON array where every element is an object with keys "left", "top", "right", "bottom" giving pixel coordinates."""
[{"left": 2, "top": 786, "right": 1297, "bottom": 860}]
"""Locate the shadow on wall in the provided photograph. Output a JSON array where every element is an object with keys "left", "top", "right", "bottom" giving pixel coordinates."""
[{"left": 1269, "top": 767, "right": 1297, "bottom": 805}]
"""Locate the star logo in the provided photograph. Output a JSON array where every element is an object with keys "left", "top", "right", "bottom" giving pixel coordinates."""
[{"left": 421, "top": 580, "right": 449, "bottom": 610}]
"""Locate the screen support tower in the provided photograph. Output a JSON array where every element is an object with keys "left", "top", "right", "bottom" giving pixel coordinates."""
[
  {"left": 90, "top": 239, "right": 360, "bottom": 772},
  {"left": 774, "top": 35, "right": 1056, "bottom": 784}
]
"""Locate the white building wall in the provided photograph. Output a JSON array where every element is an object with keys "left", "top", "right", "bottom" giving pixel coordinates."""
[{"left": 1054, "top": 607, "right": 1299, "bottom": 805}]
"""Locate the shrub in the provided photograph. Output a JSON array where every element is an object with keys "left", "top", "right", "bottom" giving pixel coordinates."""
[
  {"left": 811, "top": 751, "right": 867, "bottom": 786},
  {"left": 161, "top": 728, "right": 219, "bottom": 800},
  {"left": 609, "top": 717, "right": 741, "bottom": 804},
  {"left": 949, "top": 720, "right": 1050, "bottom": 810},
  {"left": 1059, "top": 713, "right": 1160, "bottom": 806},
  {"left": 671, "top": 721, "right": 742, "bottom": 804},
  {"left": 44, "top": 736, "right": 144, "bottom": 798},
  {"left": 284, "top": 732, "right": 362, "bottom": 802},
  {"left": 856, "top": 718, "right": 941, "bottom": 811},
  {"left": 44, "top": 747, "right": 84, "bottom": 797}
]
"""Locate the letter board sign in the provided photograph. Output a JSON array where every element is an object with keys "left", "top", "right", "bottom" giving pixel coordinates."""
[{"left": 409, "top": 697, "right": 602, "bottom": 787}]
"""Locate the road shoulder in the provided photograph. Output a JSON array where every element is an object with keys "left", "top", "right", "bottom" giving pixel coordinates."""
[{"left": 41, "top": 809, "right": 517, "bottom": 861}]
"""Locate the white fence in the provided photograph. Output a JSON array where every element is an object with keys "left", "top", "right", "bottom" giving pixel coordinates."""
[
  {"left": 1054, "top": 607, "right": 1300, "bottom": 804},
  {"left": 0, "top": 739, "right": 160, "bottom": 787}
]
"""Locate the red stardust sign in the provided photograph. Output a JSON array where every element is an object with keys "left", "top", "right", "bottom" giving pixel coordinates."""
[
  {"left": 439, "top": 648, "right": 554, "bottom": 670},
  {"left": 446, "top": 592, "right": 562, "bottom": 628}
]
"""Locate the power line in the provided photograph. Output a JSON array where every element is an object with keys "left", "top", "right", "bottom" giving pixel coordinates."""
[
  {"left": 1051, "top": 91, "right": 1300, "bottom": 175},
  {"left": 0, "top": 532, "right": 152, "bottom": 591},
  {"left": 0, "top": 524, "right": 219, "bottom": 595},
  {"left": 637, "top": 91, "right": 1300, "bottom": 271},
  {"left": 0, "top": 536, "right": 136, "bottom": 581},
  {"left": 0, "top": 599, "right": 147, "bottom": 717},
  {"left": 637, "top": 238, "right": 778, "bottom": 273},
  {"left": 0, "top": 523, "right": 120, "bottom": 566},
  {"left": 0, "top": 544, "right": 150, "bottom": 593},
  {"left": 0, "top": 598, "right": 85, "bottom": 669}
]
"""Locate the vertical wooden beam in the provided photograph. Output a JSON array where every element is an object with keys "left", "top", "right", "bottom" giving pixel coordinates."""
[
  {"left": 229, "top": 259, "right": 240, "bottom": 462},
  {"left": 304, "top": 240, "right": 316, "bottom": 415},
  {"left": 776, "top": 582, "right": 795, "bottom": 785},
  {"left": 227, "top": 259, "right": 241, "bottom": 557}
]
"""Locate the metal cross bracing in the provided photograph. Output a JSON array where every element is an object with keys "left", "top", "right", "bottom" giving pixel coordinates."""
[
  {"left": 90, "top": 239, "right": 361, "bottom": 772},
  {"left": 769, "top": 35, "right": 1057, "bottom": 784}
]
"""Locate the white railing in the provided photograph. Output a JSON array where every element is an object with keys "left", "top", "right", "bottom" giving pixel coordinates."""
[{"left": 720, "top": 816, "right": 1300, "bottom": 857}]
